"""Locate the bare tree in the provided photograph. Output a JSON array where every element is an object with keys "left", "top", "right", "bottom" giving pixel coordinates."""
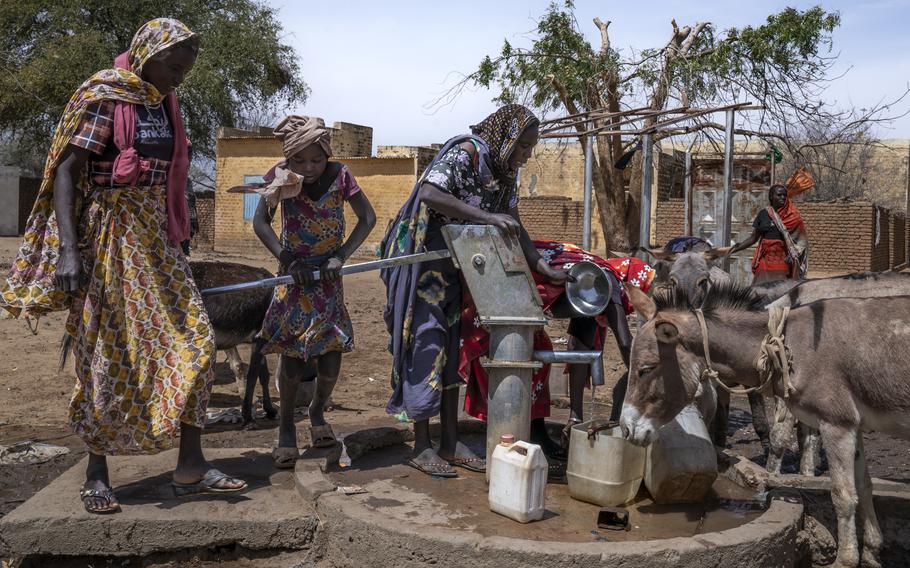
[{"left": 435, "top": 2, "right": 906, "bottom": 249}]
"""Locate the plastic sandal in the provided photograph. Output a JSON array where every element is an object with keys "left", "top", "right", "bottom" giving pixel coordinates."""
[
  {"left": 172, "top": 468, "right": 248, "bottom": 496},
  {"left": 445, "top": 456, "right": 486, "bottom": 473},
  {"left": 79, "top": 486, "right": 120, "bottom": 514},
  {"left": 406, "top": 448, "right": 457, "bottom": 478}
]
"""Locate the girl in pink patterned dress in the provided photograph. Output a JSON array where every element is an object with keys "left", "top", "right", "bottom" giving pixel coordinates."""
[{"left": 253, "top": 116, "right": 375, "bottom": 468}]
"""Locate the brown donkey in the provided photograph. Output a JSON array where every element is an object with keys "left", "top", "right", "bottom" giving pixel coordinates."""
[{"left": 619, "top": 283, "right": 910, "bottom": 568}]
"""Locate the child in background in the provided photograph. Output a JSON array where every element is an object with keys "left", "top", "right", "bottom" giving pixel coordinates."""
[{"left": 253, "top": 115, "right": 376, "bottom": 469}]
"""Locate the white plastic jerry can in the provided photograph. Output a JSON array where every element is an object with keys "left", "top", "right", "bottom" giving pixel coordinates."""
[{"left": 488, "top": 435, "right": 548, "bottom": 523}]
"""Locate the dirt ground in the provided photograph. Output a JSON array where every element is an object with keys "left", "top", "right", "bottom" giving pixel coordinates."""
[{"left": 1, "top": 238, "right": 908, "bottom": 566}]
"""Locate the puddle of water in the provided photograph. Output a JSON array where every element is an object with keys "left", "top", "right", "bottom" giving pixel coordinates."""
[{"left": 329, "top": 432, "right": 766, "bottom": 542}]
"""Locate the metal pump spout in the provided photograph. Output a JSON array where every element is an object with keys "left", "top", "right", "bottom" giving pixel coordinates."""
[{"left": 532, "top": 350, "right": 605, "bottom": 387}]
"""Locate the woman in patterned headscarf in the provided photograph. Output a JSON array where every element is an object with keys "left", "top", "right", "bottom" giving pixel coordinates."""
[
  {"left": 0, "top": 19, "right": 245, "bottom": 514},
  {"left": 380, "top": 104, "right": 569, "bottom": 477}
]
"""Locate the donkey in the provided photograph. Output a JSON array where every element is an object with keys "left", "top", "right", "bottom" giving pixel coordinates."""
[
  {"left": 620, "top": 282, "right": 910, "bottom": 568},
  {"left": 190, "top": 261, "right": 277, "bottom": 423},
  {"left": 754, "top": 271, "right": 910, "bottom": 474},
  {"left": 640, "top": 245, "right": 783, "bottom": 463},
  {"left": 765, "top": 271, "right": 910, "bottom": 310}
]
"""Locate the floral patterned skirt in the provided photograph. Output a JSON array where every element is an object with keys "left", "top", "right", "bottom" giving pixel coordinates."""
[
  {"left": 66, "top": 185, "right": 216, "bottom": 455},
  {"left": 257, "top": 262, "right": 355, "bottom": 360}
]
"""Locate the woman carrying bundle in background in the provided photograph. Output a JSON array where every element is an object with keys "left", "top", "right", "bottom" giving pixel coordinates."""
[{"left": 730, "top": 184, "right": 808, "bottom": 284}]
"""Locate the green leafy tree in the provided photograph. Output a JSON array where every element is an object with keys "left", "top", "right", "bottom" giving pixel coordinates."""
[
  {"left": 0, "top": 0, "right": 307, "bottom": 184},
  {"left": 444, "top": 1, "right": 898, "bottom": 249}
]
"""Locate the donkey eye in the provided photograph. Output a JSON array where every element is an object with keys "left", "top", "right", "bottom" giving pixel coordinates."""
[{"left": 638, "top": 366, "right": 655, "bottom": 379}]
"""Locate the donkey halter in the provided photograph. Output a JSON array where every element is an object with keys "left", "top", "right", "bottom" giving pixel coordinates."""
[{"left": 692, "top": 306, "right": 795, "bottom": 398}]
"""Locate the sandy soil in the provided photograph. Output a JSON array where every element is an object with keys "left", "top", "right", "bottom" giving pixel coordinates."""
[{"left": 1, "top": 237, "right": 908, "bottom": 566}]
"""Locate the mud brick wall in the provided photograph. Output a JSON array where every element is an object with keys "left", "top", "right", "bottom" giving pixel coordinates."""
[
  {"left": 377, "top": 145, "right": 439, "bottom": 181},
  {"left": 655, "top": 198, "right": 686, "bottom": 246},
  {"left": 192, "top": 191, "right": 215, "bottom": 252},
  {"left": 518, "top": 196, "right": 588, "bottom": 247},
  {"left": 343, "top": 157, "right": 421, "bottom": 252},
  {"left": 797, "top": 201, "right": 885, "bottom": 273},
  {"left": 521, "top": 142, "right": 606, "bottom": 253},
  {"left": 330, "top": 122, "right": 372, "bottom": 158},
  {"left": 653, "top": 198, "right": 906, "bottom": 274},
  {"left": 213, "top": 136, "right": 282, "bottom": 254},
  {"left": 890, "top": 213, "right": 906, "bottom": 267}
]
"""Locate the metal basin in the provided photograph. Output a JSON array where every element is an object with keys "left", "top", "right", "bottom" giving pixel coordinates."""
[{"left": 566, "top": 261, "right": 613, "bottom": 317}]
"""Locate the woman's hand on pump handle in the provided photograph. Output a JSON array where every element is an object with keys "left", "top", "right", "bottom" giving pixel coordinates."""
[
  {"left": 483, "top": 212, "right": 521, "bottom": 238},
  {"left": 321, "top": 256, "right": 344, "bottom": 281},
  {"left": 287, "top": 259, "right": 315, "bottom": 285}
]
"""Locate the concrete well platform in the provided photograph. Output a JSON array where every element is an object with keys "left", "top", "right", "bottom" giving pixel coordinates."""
[
  {"left": 298, "top": 426, "right": 807, "bottom": 568},
  {"left": 0, "top": 448, "right": 317, "bottom": 557}
]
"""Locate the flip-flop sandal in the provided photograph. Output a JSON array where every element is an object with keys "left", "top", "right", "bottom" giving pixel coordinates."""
[
  {"left": 309, "top": 424, "right": 337, "bottom": 448},
  {"left": 445, "top": 456, "right": 486, "bottom": 473},
  {"left": 272, "top": 446, "right": 300, "bottom": 469},
  {"left": 406, "top": 449, "right": 457, "bottom": 478},
  {"left": 79, "top": 487, "right": 120, "bottom": 514},
  {"left": 172, "top": 468, "right": 248, "bottom": 497}
]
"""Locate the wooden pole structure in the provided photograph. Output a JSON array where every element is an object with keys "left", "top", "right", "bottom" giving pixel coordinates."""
[
  {"left": 720, "top": 109, "right": 735, "bottom": 271},
  {"left": 640, "top": 133, "right": 654, "bottom": 248},
  {"left": 684, "top": 151, "right": 692, "bottom": 236},
  {"left": 582, "top": 135, "right": 594, "bottom": 250}
]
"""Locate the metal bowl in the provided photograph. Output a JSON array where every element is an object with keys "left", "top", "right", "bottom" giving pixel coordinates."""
[{"left": 565, "top": 261, "right": 613, "bottom": 317}]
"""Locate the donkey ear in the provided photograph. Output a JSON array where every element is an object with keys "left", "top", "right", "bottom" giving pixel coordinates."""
[
  {"left": 624, "top": 283, "right": 656, "bottom": 320},
  {"left": 655, "top": 320, "right": 679, "bottom": 343},
  {"left": 703, "top": 246, "right": 732, "bottom": 261},
  {"left": 639, "top": 247, "right": 678, "bottom": 262}
]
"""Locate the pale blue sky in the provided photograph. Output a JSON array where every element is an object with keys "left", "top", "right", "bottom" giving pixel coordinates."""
[{"left": 268, "top": 0, "right": 910, "bottom": 148}]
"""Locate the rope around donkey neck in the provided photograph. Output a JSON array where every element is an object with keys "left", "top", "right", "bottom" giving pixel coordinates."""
[
  {"left": 693, "top": 306, "right": 793, "bottom": 398},
  {"left": 756, "top": 305, "right": 795, "bottom": 398}
]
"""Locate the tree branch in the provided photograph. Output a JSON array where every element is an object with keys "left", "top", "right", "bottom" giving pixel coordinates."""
[{"left": 593, "top": 17, "right": 611, "bottom": 53}]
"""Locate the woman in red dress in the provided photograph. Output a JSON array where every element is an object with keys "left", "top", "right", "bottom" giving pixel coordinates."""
[{"left": 730, "top": 184, "right": 808, "bottom": 284}]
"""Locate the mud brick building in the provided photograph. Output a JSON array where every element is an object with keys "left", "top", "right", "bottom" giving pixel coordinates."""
[
  {"left": 213, "top": 123, "right": 438, "bottom": 255},
  {"left": 516, "top": 196, "right": 586, "bottom": 245},
  {"left": 211, "top": 130, "right": 910, "bottom": 273}
]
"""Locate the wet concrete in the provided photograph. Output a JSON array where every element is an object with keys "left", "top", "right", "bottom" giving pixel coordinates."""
[
  {"left": 0, "top": 448, "right": 318, "bottom": 557},
  {"left": 299, "top": 424, "right": 807, "bottom": 567},
  {"left": 327, "top": 432, "right": 763, "bottom": 543}
]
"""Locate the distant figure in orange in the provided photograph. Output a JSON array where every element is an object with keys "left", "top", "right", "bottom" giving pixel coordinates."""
[{"left": 730, "top": 184, "right": 808, "bottom": 284}]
